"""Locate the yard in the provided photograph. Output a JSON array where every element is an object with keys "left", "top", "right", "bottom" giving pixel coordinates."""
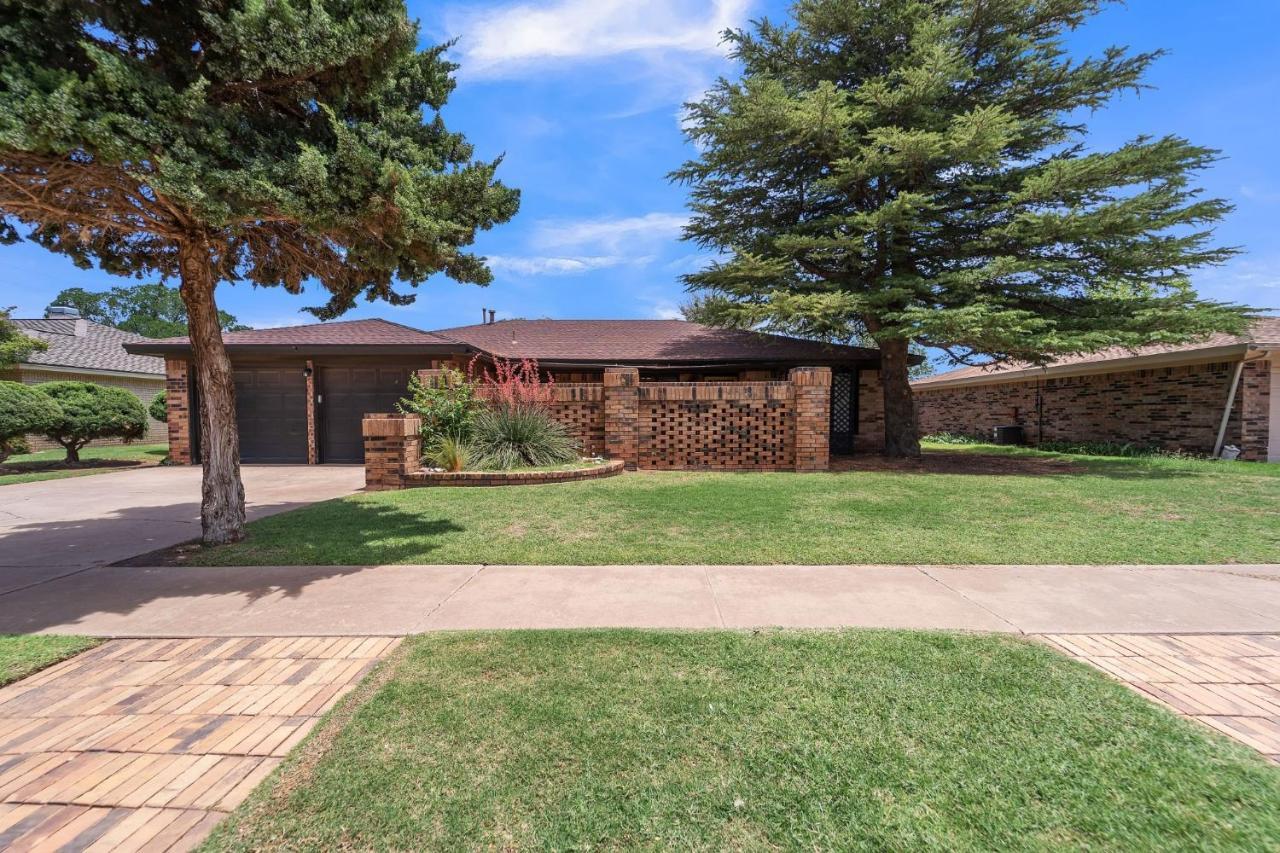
[
  {"left": 0, "top": 634, "right": 97, "bottom": 687},
  {"left": 175, "top": 444, "right": 1280, "bottom": 566},
  {"left": 0, "top": 443, "right": 168, "bottom": 486},
  {"left": 207, "top": 630, "right": 1280, "bottom": 851}
]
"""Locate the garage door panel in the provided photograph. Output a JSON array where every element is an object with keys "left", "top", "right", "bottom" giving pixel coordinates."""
[
  {"left": 234, "top": 367, "right": 308, "bottom": 463},
  {"left": 320, "top": 366, "right": 411, "bottom": 463}
]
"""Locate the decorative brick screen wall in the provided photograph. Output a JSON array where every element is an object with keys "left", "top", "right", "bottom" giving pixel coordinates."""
[{"left": 914, "top": 357, "right": 1273, "bottom": 460}]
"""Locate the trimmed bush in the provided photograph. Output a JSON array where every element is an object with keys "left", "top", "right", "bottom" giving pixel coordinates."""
[
  {"left": 149, "top": 390, "right": 167, "bottom": 423},
  {"left": 35, "top": 381, "right": 147, "bottom": 462},
  {"left": 0, "top": 380, "right": 63, "bottom": 463},
  {"left": 398, "top": 370, "right": 481, "bottom": 446},
  {"left": 471, "top": 404, "right": 578, "bottom": 470}
]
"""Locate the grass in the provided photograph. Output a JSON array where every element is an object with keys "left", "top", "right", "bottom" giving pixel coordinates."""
[
  {"left": 0, "top": 443, "right": 168, "bottom": 486},
  {"left": 0, "top": 635, "right": 98, "bottom": 687},
  {"left": 181, "top": 443, "right": 1280, "bottom": 566},
  {"left": 205, "top": 630, "right": 1280, "bottom": 851}
]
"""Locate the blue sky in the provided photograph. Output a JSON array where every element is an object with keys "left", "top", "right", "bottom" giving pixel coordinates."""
[{"left": 3, "top": 0, "right": 1278, "bottom": 332}]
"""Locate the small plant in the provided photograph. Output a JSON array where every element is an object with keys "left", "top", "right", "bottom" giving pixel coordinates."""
[
  {"left": 426, "top": 434, "right": 477, "bottom": 473},
  {"left": 148, "top": 391, "right": 167, "bottom": 423},
  {"left": 397, "top": 369, "right": 482, "bottom": 446},
  {"left": 1036, "top": 440, "right": 1202, "bottom": 460},
  {"left": 471, "top": 404, "right": 578, "bottom": 469},
  {"left": 0, "top": 380, "right": 63, "bottom": 463},
  {"left": 34, "top": 381, "right": 147, "bottom": 462},
  {"left": 471, "top": 356, "right": 555, "bottom": 408}
]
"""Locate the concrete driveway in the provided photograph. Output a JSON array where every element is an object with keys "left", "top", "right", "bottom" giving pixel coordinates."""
[{"left": 0, "top": 465, "right": 364, "bottom": 592}]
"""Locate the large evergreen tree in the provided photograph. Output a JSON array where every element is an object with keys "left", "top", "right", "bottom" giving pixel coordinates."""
[
  {"left": 0, "top": 0, "right": 519, "bottom": 542},
  {"left": 52, "top": 283, "right": 249, "bottom": 339},
  {"left": 674, "top": 0, "right": 1247, "bottom": 456}
]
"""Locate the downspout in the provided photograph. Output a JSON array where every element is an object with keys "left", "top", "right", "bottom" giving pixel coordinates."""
[{"left": 1213, "top": 360, "right": 1246, "bottom": 457}]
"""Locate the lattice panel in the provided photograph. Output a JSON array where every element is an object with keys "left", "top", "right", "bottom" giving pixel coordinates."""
[
  {"left": 831, "top": 372, "right": 852, "bottom": 433},
  {"left": 636, "top": 399, "right": 794, "bottom": 470},
  {"left": 547, "top": 399, "right": 606, "bottom": 455}
]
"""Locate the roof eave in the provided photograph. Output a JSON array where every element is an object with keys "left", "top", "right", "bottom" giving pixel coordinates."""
[
  {"left": 123, "top": 342, "right": 471, "bottom": 357},
  {"left": 912, "top": 343, "right": 1253, "bottom": 390}
]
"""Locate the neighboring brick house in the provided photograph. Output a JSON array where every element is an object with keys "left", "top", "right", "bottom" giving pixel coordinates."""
[
  {"left": 4, "top": 309, "right": 167, "bottom": 452},
  {"left": 126, "top": 317, "right": 904, "bottom": 469},
  {"left": 912, "top": 318, "right": 1280, "bottom": 461}
]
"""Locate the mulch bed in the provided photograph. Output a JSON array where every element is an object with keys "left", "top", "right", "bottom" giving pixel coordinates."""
[{"left": 831, "top": 450, "right": 1084, "bottom": 476}]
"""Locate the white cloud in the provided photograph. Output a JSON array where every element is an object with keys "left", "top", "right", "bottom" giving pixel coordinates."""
[
  {"left": 531, "top": 213, "right": 689, "bottom": 252},
  {"left": 445, "top": 0, "right": 750, "bottom": 78},
  {"left": 1239, "top": 184, "right": 1280, "bottom": 205},
  {"left": 485, "top": 254, "right": 636, "bottom": 276}
]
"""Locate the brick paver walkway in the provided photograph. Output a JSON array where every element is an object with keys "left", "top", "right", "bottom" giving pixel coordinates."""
[
  {"left": 1043, "top": 634, "right": 1280, "bottom": 764},
  {"left": 0, "top": 636, "right": 399, "bottom": 852}
]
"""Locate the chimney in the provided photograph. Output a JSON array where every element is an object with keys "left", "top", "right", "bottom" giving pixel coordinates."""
[
  {"left": 488, "top": 309, "right": 496, "bottom": 325},
  {"left": 44, "top": 305, "right": 81, "bottom": 320}
]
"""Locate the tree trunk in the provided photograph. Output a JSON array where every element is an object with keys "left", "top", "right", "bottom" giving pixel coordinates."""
[
  {"left": 879, "top": 336, "right": 921, "bottom": 458},
  {"left": 64, "top": 443, "right": 80, "bottom": 463},
  {"left": 178, "top": 240, "right": 246, "bottom": 545}
]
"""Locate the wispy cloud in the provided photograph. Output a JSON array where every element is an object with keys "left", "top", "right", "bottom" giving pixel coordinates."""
[
  {"left": 1239, "top": 184, "right": 1280, "bottom": 204},
  {"left": 531, "top": 213, "right": 689, "bottom": 252},
  {"left": 445, "top": 0, "right": 749, "bottom": 78},
  {"left": 486, "top": 255, "right": 638, "bottom": 276}
]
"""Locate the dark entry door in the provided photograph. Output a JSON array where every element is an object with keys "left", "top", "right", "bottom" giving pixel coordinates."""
[
  {"left": 830, "top": 370, "right": 858, "bottom": 455},
  {"left": 319, "top": 366, "right": 412, "bottom": 463},
  {"left": 235, "top": 367, "right": 308, "bottom": 463}
]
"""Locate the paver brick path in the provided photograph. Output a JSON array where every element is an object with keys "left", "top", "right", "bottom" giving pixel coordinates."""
[
  {"left": 1042, "top": 634, "right": 1280, "bottom": 764},
  {"left": 0, "top": 636, "right": 399, "bottom": 852}
]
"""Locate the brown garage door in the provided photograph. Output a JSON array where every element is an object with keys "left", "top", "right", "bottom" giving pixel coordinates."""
[
  {"left": 319, "top": 366, "right": 412, "bottom": 463},
  {"left": 235, "top": 367, "right": 308, "bottom": 463}
]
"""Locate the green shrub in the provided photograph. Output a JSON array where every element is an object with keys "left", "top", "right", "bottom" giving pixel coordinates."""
[
  {"left": 425, "top": 434, "right": 478, "bottom": 472},
  {"left": 471, "top": 404, "right": 578, "bottom": 470},
  {"left": 397, "top": 370, "right": 481, "bottom": 446},
  {"left": 148, "top": 390, "right": 167, "bottom": 423},
  {"left": 0, "top": 380, "right": 63, "bottom": 463},
  {"left": 1036, "top": 440, "right": 1200, "bottom": 459},
  {"left": 923, "top": 432, "right": 985, "bottom": 445},
  {"left": 35, "top": 381, "right": 147, "bottom": 462}
]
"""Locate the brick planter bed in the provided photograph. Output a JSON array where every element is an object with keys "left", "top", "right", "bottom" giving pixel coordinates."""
[{"left": 401, "top": 459, "right": 625, "bottom": 488}]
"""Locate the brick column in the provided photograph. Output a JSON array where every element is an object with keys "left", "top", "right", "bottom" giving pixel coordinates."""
[
  {"left": 362, "top": 413, "right": 422, "bottom": 490},
  {"left": 790, "top": 366, "right": 831, "bottom": 472},
  {"left": 164, "top": 358, "right": 193, "bottom": 464},
  {"left": 1238, "top": 359, "right": 1271, "bottom": 461},
  {"left": 603, "top": 367, "right": 640, "bottom": 469},
  {"left": 305, "top": 360, "right": 317, "bottom": 464}
]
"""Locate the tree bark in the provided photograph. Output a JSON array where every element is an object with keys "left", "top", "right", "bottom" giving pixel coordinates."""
[
  {"left": 63, "top": 442, "right": 79, "bottom": 463},
  {"left": 879, "top": 336, "right": 921, "bottom": 457},
  {"left": 178, "top": 239, "right": 246, "bottom": 545}
]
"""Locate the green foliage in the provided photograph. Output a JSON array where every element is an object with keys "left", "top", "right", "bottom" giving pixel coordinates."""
[
  {"left": 674, "top": 1, "right": 1249, "bottom": 379},
  {"left": 397, "top": 371, "right": 481, "bottom": 446},
  {"left": 52, "top": 285, "right": 247, "bottom": 339},
  {"left": 471, "top": 404, "right": 578, "bottom": 470},
  {"left": 1036, "top": 440, "right": 1201, "bottom": 460},
  {"left": 922, "top": 431, "right": 984, "bottom": 445},
  {"left": 34, "top": 381, "right": 147, "bottom": 461},
  {"left": 0, "top": 0, "right": 519, "bottom": 316},
  {"left": 148, "top": 390, "right": 167, "bottom": 423},
  {"left": 0, "top": 308, "right": 46, "bottom": 368},
  {"left": 0, "top": 379, "right": 62, "bottom": 462},
  {"left": 425, "top": 434, "right": 478, "bottom": 473}
]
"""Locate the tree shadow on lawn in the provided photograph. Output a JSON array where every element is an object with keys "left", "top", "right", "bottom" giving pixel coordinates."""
[{"left": 118, "top": 500, "right": 467, "bottom": 569}]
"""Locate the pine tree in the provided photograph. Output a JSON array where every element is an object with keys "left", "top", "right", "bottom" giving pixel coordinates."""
[
  {"left": 673, "top": 0, "right": 1247, "bottom": 456},
  {"left": 0, "top": 0, "right": 519, "bottom": 542}
]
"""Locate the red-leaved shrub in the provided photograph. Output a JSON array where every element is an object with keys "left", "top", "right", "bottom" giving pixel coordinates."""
[{"left": 470, "top": 356, "right": 555, "bottom": 408}]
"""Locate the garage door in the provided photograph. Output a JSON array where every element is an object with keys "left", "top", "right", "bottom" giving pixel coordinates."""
[
  {"left": 319, "top": 366, "right": 412, "bottom": 463},
  {"left": 235, "top": 367, "right": 308, "bottom": 463}
]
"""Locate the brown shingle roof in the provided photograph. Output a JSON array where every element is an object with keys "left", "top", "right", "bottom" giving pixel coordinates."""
[
  {"left": 430, "top": 319, "right": 881, "bottom": 365},
  {"left": 125, "top": 318, "right": 460, "bottom": 355},
  {"left": 913, "top": 317, "right": 1280, "bottom": 389},
  {"left": 13, "top": 318, "right": 164, "bottom": 376}
]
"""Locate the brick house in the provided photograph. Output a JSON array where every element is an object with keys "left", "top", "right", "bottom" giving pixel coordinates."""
[
  {"left": 125, "top": 318, "right": 901, "bottom": 470},
  {"left": 912, "top": 318, "right": 1279, "bottom": 461},
  {"left": 4, "top": 308, "right": 167, "bottom": 451}
]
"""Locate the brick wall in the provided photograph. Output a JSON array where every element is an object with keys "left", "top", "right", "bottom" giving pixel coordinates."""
[
  {"left": 165, "top": 359, "right": 193, "bottom": 464},
  {"left": 5, "top": 366, "right": 167, "bottom": 453},
  {"left": 914, "top": 357, "right": 1274, "bottom": 460},
  {"left": 856, "top": 370, "right": 885, "bottom": 453}
]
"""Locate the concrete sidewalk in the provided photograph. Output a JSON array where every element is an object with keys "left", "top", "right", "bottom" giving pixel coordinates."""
[{"left": 0, "top": 563, "right": 1276, "bottom": 637}]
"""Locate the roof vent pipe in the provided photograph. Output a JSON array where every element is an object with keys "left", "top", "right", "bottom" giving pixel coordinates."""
[{"left": 488, "top": 309, "right": 496, "bottom": 325}]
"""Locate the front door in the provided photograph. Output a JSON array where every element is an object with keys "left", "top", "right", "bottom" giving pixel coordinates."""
[
  {"left": 830, "top": 370, "right": 857, "bottom": 455},
  {"left": 318, "top": 366, "right": 412, "bottom": 463}
]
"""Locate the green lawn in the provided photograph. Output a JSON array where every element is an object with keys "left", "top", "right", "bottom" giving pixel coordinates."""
[
  {"left": 0, "top": 443, "right": 168, "bottom": 486},
  {"left": 0, "top": 635, "right": 98, "bottom": 687},
  {"left": 183, "top": 444, "right": 1280, "bottom": 566},
  {"left": 206, "top": 631, "right": 1280, "bottom": 851}
]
